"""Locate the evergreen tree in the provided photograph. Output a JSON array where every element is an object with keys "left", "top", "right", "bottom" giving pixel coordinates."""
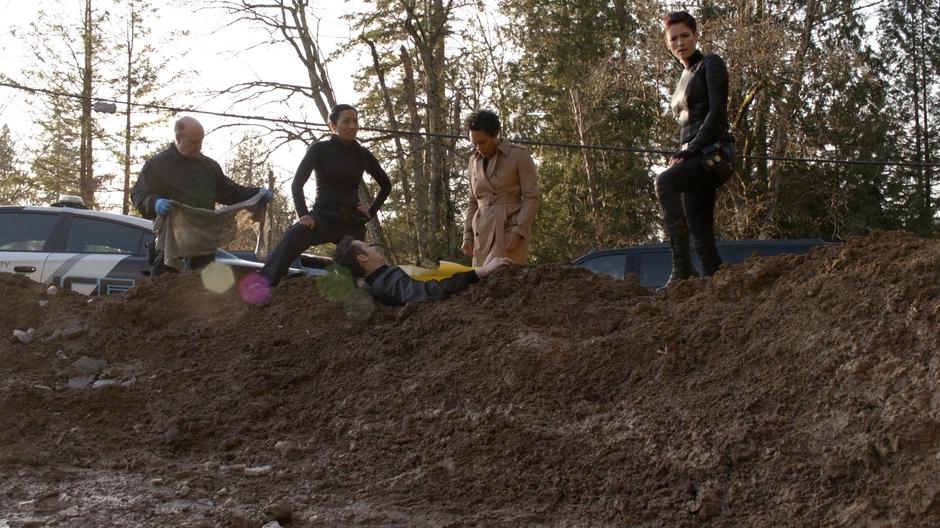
[
  {"left": 24, "top": 0, "right": 112, "bottom": 208},
  {"left": 722, "top": 0, "right": 901, "bottom": 239},
  {"left": 498, "top": 0, "right": 664, "bottom": 260},
  {"left": 348, "top": 0, "right": 472, "bottom": 264},
  {"left": 112, "top": 0, "right": 183, "bottom": 215},
  {"left": 878, "top": 0, "right": 939, "bottom": 235},
  {"left": 0, "top": 125, "right": 40, "bottom": 205},
  {"left": 29, "top": 94, "right": 84, "bottom": 205}
]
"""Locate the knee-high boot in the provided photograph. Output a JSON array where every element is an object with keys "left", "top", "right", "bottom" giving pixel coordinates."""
[
  {"left": 662, "top": 219, "right": 693, "bottom": 289},
  {"left": 694, "top": 238, "right": 722, "bottom": 277}
]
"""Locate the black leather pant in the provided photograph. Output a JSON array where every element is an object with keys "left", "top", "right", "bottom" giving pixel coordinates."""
[
  {"left": 261, "top": 220, "right": 366, "bottom": 286},
  {"left": 655, "top": 154, "right": 724, "bottom": 276}
]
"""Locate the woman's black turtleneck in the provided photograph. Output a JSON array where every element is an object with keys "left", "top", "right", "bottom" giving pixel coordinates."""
[{"left": 291, "top": 134, "right": 392, "bottom": 219}]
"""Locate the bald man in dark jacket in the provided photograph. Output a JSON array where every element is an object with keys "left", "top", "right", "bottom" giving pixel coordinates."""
[{"left": 132, "top": 117, "right": 269, "bottom": 274}]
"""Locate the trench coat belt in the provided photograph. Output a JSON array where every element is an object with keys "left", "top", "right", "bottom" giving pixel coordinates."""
[{"left": 477, "top": 196, "right": 520, "bottom": 207}]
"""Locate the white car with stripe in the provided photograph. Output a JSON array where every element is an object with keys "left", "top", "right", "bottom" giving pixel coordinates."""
[{"left": 0, "top": 203, "right": 310, "bottom": 295}]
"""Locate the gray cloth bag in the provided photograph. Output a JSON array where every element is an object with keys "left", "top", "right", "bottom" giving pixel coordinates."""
[{"left": 153, "top": 190, "right": 268, "bottom": 270}]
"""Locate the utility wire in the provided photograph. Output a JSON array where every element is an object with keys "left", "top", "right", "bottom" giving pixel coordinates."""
[{"left": 1, "top": 79, "right": 937, "bottom": 168}]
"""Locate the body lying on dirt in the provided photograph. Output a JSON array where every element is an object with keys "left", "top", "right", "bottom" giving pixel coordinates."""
[{"left": 332, "top": 235, "right": 511, "bottom": 306}]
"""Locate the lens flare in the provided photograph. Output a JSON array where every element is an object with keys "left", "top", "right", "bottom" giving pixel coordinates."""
[
  {"left": 200, "top": 261, "right": 236, "bottom": 293},
  {"left": 343, "top": 288, "right": 376, "bottom": 321},
  {"left": 317, "top": 265, "right": 356, "bottom": 302},
  {"left": 239, "top": 273, "right": 271, "bottom": 305}
]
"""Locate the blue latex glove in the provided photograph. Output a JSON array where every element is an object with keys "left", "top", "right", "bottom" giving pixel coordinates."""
[
  {"left": 154, "top": 198, "right": 171, "bottom": 216},
  {"left": 261, "top": 188, "right": 275, "bottom": 203}
]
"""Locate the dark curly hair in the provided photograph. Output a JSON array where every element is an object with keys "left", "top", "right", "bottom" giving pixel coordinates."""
[
  {"left": 332, "top": 235, "right": 367, "bottom": 278},
  {"left": 465, "top": 109, "right": 501, "bottom": 137}
]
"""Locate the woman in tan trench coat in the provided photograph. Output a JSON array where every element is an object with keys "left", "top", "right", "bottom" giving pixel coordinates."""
[{"left": 461, "top": 110, "right": 540, "bottom": 267}]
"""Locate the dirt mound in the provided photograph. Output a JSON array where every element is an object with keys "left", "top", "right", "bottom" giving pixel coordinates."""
[
  {"left": 0, "top": 274, "right": 55, "bottom": 337},
  {"left": 1, "top": 231, "right": 939, "bottom": 527}
]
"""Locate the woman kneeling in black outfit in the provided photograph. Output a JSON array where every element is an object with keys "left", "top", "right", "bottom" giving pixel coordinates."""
[
  {"left": 262, "top": 104, "right": 392, "bottom": 286},
  {"left": 657, "top": 11, "right": 735, "bottom": 289}
]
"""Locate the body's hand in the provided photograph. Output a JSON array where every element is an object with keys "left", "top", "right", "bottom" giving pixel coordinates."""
[
  {"left": 505, "top": 233, "right": 523, "bottom": 252},
  {"left": 669, "top": 149, "right": 694, "bottom": 167},
  {"left": 260, "top": 188, "right": 275, "bottom": 202},
  {"left": 477, "top": 256, "right": 513, "bottom": 279},
  {"left": 461, "top": 239, "right": 474, "bottom": 258},
  {"left": 356, "top": 203, "right": 371, "bottom": 219},
  {"left": 298, "top": 215, "right": 316, "bottom": 229},
  {"left": 154, "top": 198, "right": 171, "bottom": 216}
]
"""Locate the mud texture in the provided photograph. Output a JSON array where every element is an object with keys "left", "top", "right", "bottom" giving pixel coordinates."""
[{"left": 1, "top": 230, "right": 939, "bottom": 527}]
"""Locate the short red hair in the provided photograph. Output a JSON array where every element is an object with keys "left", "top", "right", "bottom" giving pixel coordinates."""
[{"left": 664, "top": 11, "right": 697, "bottom": 34}]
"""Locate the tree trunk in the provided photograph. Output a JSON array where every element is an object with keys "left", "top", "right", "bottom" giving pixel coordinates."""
[
  {"left": 916, "top": 5, "right": 932, "bottom": 231},
  {"left": 401, "top": 46, "right": 430, "bottom": 264},
  {"left": 365, "top": 38, "right": 414, "bottom": 217},
  {"left": 359, "top": 185, "right": 386, "bottom": 246},
  {"left": 402, "top": 0, "right": 452, "bottom": 261},
  {"left": 570, "top": 88, "right": 606, "bottom": 247},
  {"left": 421, "top": 41, "right": 448, "bottom": 258},
  {"left": 267, "top": 168, "right": 277, "bottom": 250},
  {"left": 289, "top": 1, "right": 336, "bottom": 124},
  {"left": 80, "top": 0, "right": 95, "bottom": 208},
  {"left": 444, "top": 89, "right": 462, "bottom": 254},
  {"left": 122, "top": 3, "right": 135, "bottom": 215},
  {"left": 764, "top": 0, "right": 817, "bottom": 235}
]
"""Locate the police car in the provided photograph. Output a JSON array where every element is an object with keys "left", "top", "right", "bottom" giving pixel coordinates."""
[{"left": 0, "top": 196, "right": 308, "bottom": 296}]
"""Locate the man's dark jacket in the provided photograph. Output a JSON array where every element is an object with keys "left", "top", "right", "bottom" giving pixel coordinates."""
[
  {"left": 678, "top": 50, "right": 732, "bottom": 154},
  {"left": 132, "top": 144, "right": 260, "bottom": 219},
  {"left": 364, "top": 265, "right": 479, "bottom": 306}
]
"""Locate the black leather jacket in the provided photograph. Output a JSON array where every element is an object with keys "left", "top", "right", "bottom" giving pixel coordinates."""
[
  {"left": 364, "top": 265, "right": 480, "bottom": 306},
  {"left": 675, "top": 50, "right": 732, "bottom": 154}
]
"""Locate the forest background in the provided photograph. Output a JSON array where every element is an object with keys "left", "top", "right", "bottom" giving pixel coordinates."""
[{"left": 0, "top": 0, "right": 937, "bottom": 266}]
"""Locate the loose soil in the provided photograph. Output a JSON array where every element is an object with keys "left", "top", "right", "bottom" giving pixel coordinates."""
[{"left": 1, "top": 230, "right": 939, "bottom": 527}]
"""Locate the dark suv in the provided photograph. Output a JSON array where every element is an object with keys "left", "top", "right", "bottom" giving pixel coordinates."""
[{"left": 573, "top": 239, "right": 830, "bottom": 289}]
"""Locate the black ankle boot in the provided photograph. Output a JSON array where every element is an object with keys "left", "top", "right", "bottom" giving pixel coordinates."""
[{"left": 659, "top": 220, "right": 693, "bottom": 290}]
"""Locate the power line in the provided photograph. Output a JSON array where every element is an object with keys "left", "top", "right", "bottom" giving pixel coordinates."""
[{"left": 1, "top": 79, "right": 937, "bottom": 168}]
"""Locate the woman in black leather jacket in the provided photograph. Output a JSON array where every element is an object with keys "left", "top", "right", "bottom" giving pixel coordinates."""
[{"left": 656, "top": 11, "right": 734, "bottom": 288}]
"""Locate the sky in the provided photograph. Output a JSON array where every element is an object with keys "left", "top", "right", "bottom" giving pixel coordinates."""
[{"left": 0, "top": 0, "right": 369, "bottom": 210}]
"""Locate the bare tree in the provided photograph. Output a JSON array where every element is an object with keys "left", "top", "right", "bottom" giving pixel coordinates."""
[{"left": 212, "top": 0, "right": 386, "bottom": 244}]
